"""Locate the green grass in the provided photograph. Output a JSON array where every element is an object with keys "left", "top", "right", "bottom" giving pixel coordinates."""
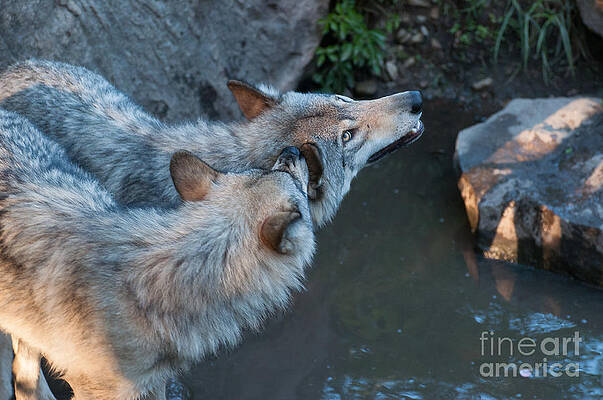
[
  {"left": 313, "top": 0, "right": 588, "bottom": 91},
  {"left": 494, "top": 0, "right": 581, "bottom": 83}
]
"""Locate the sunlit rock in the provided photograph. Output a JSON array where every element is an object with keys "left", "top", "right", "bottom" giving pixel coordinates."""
[{"left": 455, "top": 97, "right": 603, "bottom": 286}]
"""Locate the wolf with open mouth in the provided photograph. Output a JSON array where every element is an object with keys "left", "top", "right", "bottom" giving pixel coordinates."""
[
  {"left": 0, "top": 60, "right": 424, "bottom": 398},
  {"left": 0, "top": 60, "right": 424, "bottom": 228}
]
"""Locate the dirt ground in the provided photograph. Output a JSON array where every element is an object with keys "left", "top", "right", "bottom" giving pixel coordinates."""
[{"left": 301, "top": 0, "right": 603, "bottom": 120}]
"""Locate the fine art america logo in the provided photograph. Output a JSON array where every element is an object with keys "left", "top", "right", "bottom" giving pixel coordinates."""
[{"left": 479, "top": 330, "right": 582, "bottom": 378}]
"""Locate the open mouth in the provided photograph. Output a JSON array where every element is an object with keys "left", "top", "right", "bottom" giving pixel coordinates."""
[{"left": 367, "top": 120, "right": 424, "bottom": 163}]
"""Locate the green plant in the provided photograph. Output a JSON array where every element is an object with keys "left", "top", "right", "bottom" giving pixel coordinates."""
[
  {"left": 384, "top": 14, "right": 401, "bottom": 34},
  {"left": 463, "top": 0, "right": 490, "bottom": 18},
  {"left": 475, "top": 24, "right": 492, "bottom": 40},
  {"left": 494, "top": 0, "right": 581, "bottom": 83},
  {"left": 313, "top": 0, "right": 387, "bottom": 92},
  {"left": 459, "top": 32, "right": 473, "bottom": 46},
  {"left": 447, "top": 1, "right": 494, "bottom": 48}
]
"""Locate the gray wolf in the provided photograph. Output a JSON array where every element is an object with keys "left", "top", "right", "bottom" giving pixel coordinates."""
[
  {"left": 0, "top": 60, "right": 423, "bottom": 397},
  {"left": 0, "top": 59, "right": 424, "bottom": 229},
  {"left": 0, "top": 109, "right": 315, "bottom": 399}
]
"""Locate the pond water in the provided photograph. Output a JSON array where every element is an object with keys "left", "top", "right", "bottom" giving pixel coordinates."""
[{"left": 183, "top": 99, "right": 603, "bottom": 400}]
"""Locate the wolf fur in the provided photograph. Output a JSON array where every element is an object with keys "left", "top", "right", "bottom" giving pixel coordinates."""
[
  {"left": 0, "top": 60, "right": 423, "bottom": 229},
  {"left": 0, "top": 110, "right": 315, "bottom": 399},
  {"left": 0, "top": 60, "right": 422, "bottom": 397}
]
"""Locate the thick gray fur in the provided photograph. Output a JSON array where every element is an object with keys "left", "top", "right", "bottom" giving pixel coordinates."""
[
  {"left": 0, "top": 59, "right": 422, "bottom": 229},
  {"left": 0, "top": 110, "right": 315, "bottom": 399}
]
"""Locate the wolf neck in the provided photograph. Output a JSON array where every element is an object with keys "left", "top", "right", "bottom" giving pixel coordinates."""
[
  {"left": 152, "top": 119, "right": 281, "bottom": 204},
  {"left": 119, "top": 206, "right": 302, "bottom": 361},
  {"left": 166, "top": 119, "right": 279, "bottom": 168}
]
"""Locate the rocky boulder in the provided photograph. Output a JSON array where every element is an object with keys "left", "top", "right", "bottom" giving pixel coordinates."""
[
  {"left": 577, "top": 0, "right": 603, "bottom": 39},
  {"left": 455, "top": 97, "right": 603, "bottom": 286},
  {"left": 0, "top": 0, "right": 328, "bottom": 121}
]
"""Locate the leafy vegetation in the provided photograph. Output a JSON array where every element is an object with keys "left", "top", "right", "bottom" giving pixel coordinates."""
[
  {"left": 446, "top": 1, "right": 498, "bottom": 48},
  {"left": 494, "top": 0, "right": 584, "bottom": 83},
  {"left": 312, "top": 0, "right": 590, "bottom": 91},
  {"left": 442, "top": 0, "right": 585, "bottom": 82},
  {"left": 313, "top": 0, "right": 389, "bottom": 92}
]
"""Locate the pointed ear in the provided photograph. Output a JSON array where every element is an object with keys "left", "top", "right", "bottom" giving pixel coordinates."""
[
  {"left": 227, "top": 80, "right": 277, "bottom": 120},
  {"left": 260, "top": 210, "right": 301, "bottom": 254},
  {"left": 170, "top": 151, "right": 219, "bottom": 202}
]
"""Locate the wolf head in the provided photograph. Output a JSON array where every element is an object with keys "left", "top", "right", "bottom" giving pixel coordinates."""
[
  {"left": 169, "top": 147, "right": 314, "bottom": 261},
  {"left": 227, "top": 81, "right": 424, "bottom": 228}
]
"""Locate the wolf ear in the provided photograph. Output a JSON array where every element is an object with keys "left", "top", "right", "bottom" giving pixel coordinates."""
[
  {"left": 170, "top": 151, "right": 219, "bottom": 202},
  {"left": 300, "top": 143, "right": 324, "bottom": 200},
  {"left": 227, "top": 80, "right": 277, "bottom": 120},
  {"left": 260, "top": 210, "right": 301, "bottom": 254}
]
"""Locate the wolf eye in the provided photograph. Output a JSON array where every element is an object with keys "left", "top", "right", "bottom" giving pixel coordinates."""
[{"left": 342, "top": 130, "right": 354, "bottom": 143}]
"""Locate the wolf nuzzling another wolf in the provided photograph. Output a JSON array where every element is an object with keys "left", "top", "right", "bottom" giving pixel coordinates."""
[
  {"left": 0, "top": 110, "right": 314, "bottom": 399},
  {"left": 0, "top": 60, "right": 424, "bottom": 228},
  {"left": 0, "top": 59, "right": 424, "bottom": 398}
]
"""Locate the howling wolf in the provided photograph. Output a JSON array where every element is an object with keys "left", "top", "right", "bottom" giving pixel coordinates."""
[
  {"left": 0, "top": 109, "right": 314, "bottom": 399},
  {"left": 0, "top": 60, "right": 424, "bottom": 229}
]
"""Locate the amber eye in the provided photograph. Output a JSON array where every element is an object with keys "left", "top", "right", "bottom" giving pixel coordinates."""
[{"left": 342, "top": 130, "right": 353, "bottom": 143}]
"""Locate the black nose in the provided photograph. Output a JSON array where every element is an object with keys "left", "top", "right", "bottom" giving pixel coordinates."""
[
  {"left": 409, "top": 91, "right": 422, "bottom": 114},
  {"left": 280, "top": 146, "right": 301, "bottom": 158}
]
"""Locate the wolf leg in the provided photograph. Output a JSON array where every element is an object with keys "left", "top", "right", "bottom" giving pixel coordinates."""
[{"left": 12, "top": 337, "right": 56, "bottom": 400}]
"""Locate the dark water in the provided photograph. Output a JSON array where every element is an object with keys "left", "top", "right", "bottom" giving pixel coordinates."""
[{"left": 183, "top": 100, "right": 603, "bottom": 399}]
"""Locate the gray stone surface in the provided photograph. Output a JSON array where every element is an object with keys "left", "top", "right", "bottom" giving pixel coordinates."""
[
  {"left": 455, "top": 97, "right": 603, "bottom": 286},
  {"left": 0, "top": 0, "right": 328, "bottom": 121},
  {"left": 577, "top": 0, "right": 603, "bottom": 38}
]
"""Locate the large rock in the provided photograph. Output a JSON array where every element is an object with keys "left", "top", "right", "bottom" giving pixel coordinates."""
[
  {"left": 455, "top": 97, "right": 603, "bottom": 286},
  {"left": 0, "top": 0, "right": 328, "bottom": 121},
  {"left": 577, "top": 0, "right": 603, "bottom": 38}
]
